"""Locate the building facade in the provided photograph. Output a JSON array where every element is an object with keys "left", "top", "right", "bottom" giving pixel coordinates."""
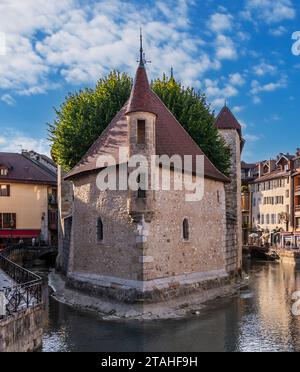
[
  {"left": 241, "top": 162, "right": 259, "bottom": 244},
  {"left": 243, "top": 150, "right": 300, "bottom": 248},
  {"left": 60, "top": 48, "right": 243, "bottom": 305},
  {"left": 0, "top": 151, "right": 57, "bottom": 248}
]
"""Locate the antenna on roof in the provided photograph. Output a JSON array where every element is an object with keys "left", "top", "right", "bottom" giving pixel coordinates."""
[{"left": 224, "top": 99, "right": 227, "bottom": 107}]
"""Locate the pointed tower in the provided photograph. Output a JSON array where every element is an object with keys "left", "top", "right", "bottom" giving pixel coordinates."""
[
  {"left": 215, "top": 105, "right": 244, "bottom": 277},
  {"left": 126, "top": 31, "right": 157, "bottom": 223}
]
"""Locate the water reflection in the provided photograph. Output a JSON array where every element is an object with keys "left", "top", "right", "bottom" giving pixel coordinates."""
[{"left": 42, "top": 262, "right": 300, "bottom": 352}]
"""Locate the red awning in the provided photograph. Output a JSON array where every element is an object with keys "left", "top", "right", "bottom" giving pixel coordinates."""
[{"left": 0, "top": 230, "right": 41, "bottom": 238}]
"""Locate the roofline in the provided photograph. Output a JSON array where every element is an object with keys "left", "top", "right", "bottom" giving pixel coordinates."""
[
  {"left": 65, "top": 162, "right": 230, "bottom": 183},
  {"left": 251, "top": 172, "right": 290, "bottom": 183},
  {"left": 0, "top": 178, "right": 57, "bottom": 186}
]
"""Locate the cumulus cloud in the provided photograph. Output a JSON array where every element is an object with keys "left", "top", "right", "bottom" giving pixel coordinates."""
[
  {"left": 253, "top": 62, "right": 277, "bottom": 76},
  {"left": 215, "top": 34, "right": 237, "bottom": 60},
  {"left": 229, "top": 73, "right": 245, "bottom": 86},
  {"left": 204, "top": 78, "right": 239, "bottom": 109},
  {"left": 208, "top": 13, "right": 233, "bottom": 33},
  {"left": 250, "top": 77, "right": 287, "bottom": 94},
  {"left": 244, "top": 0, "right": 296, "bottom": 24},
  {"left": 0, "top": 129, "right": 50, "bottom": 155},
  {"left": 1, "top": 94, "right": 16, "bottom": 106},
  {"left": 0, "top": 0, "right": 224, "bottom": 93}
]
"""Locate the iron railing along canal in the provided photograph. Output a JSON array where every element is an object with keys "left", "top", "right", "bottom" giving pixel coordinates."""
[{"left": 0, "top": 247, "right": 43, "bottom": 318}]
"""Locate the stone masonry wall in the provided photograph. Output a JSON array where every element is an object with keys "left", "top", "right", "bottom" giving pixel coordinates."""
[
  {"left": 68, "top": 166, "right": 228, "bottom": 302},
  {"left": 219, "top": 129, "right": 242, "bottom": 275},
  {"left": 0, "top": 305, "right": 44, "bottom": 352},
  {"left": 144, "top": 173, "right": 227, "bottom": 281},
  {"left": 69, "top": 172, "right": 140, "bottom": 281}
]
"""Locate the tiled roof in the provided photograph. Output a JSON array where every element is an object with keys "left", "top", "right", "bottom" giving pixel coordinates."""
[
  {"left": 0, "top": 153, "right": 56, "bottom": 185},
  {"left": 241, "top": 161, "right": 257, "bottom": 170},
  {"left": 215, "top": 106, "right": 242, "bottom": 137},
  {"left": 126, "top": 66, "right": 157, "bottom": 115},
  {"left": 66, "top": 65, "right": 229, "bottom": 183},
  {"left": 253, "top": 169, "right": 289, "bottom": 183}
]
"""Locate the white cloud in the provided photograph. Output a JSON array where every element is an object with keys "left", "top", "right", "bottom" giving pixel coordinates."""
[
  {"left": 0, "top": 129, "right": 50, "bottom": 155},
  {"left": 244, "top": 133, "right": 260, "bottom": 142},
  {"left": 269, "top": 26, "right": 287, "bottom": 37},
  {"left": 204, "top": 78, "right": 239, "bottom": 109},
  {"left": 245, "top": 0, "right": 296, "bottom": 24},
  {"left": 215, "top": 34, "right": 237, "bottom": 60},
  {"left": 250, "top": 77, "right": 287, "bottom": 94},
  {"left": 208, "top": 13, "right": 233, "bottom": 33},
  {"left": 0, "top": 0, "right": 224, "bottom": 93},
  {"left": 1, "top": 94, "right": 16, "bottom": 106},
  {"left": 232, "top": 106, "right": 245, "bottom": 113},
  {"left": 229, "top": 73, "right": 245, "bottom": 86},
  {"left": 253, "top": 62, "right": 277, "bottom": 76}
]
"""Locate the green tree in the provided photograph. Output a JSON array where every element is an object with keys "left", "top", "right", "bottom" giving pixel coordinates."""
[
  {"left": 49, "top": 71, "right": 132, "bottom": 170},
  {"left": 49, "top": 71, "right": 231, "bottom": 174},
  {"left": 151, "top": 74, "right": 231, "bottom": 175}
]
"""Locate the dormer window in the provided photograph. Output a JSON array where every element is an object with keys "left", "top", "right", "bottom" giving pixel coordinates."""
[
  {"left": 0, "top": 167, "right": 8, "bottom": 176},
  {"left": 137, "top": 120, "right": 146, "bottom": 144}
]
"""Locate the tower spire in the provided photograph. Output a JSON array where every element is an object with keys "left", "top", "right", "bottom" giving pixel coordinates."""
[
  {"left": 137, "top": 28, "right": 150, "bottom": 67},
  {"left": 139, "top": 27, "right": 144, "bottom": 67}
]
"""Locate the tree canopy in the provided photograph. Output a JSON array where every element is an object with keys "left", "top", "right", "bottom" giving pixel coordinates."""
[{"left": 49, "top": 71, "right": 231, "bottom": 175}]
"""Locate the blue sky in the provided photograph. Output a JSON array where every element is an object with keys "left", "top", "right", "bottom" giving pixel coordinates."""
[{"left": 0, "top": 0, "right": 299, "bottom": 163}]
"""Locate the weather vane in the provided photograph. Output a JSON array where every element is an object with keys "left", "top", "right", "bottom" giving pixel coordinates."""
[{"left": 138, "top": 28, "right": 151, "bottom": 66}]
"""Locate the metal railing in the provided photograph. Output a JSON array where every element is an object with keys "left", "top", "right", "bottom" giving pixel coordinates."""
[{"left": 0, "top": 247, "right": 43, "bottom": 318}]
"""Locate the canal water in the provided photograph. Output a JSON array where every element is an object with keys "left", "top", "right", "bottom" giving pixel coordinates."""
[{"left": 40, "top": 261, "right": 300, "bottom": 352}]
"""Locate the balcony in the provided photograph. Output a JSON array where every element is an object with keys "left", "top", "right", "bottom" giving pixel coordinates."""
[
  {"left": 295, "top": 185, "right": 300, "bottom": 195},
  {"left": 295, "top": 205, "right": 300, "bottom": 214}
]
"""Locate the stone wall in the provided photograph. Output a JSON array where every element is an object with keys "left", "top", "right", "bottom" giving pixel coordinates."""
[
  {"left": 144, "top": 174, "right": 226, "bottom": 281},
  {"left": 0, "top": 305, "right": 44, "bottom": 352},
  {"left": 69, "top": 172, "right": 139, "bottom": 281},
  {"left": 68, "top": 167, "right": 228, "bottom": 302},
  {"left": 218, "top": 129, "right": 242, "bottom": 275},
  {"left": 56, "top": 166, "right": 74, "bottom": 273}
]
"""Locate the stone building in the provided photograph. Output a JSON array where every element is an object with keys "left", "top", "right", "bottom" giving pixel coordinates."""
[
  {"left": 60, "top": 45, "right": 243, "bottom": 305},
  {"left": 215, "top": 106, "right": 244, "bottom": 275}
]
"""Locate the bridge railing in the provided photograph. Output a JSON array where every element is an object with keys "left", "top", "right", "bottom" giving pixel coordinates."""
[{"left": 0, "top": 247, "right": 43, "bottom": 319}]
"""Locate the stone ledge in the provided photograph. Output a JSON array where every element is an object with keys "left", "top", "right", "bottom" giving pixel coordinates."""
[{"left": 67, "top": 270, "right": 231, "bottom": 304}]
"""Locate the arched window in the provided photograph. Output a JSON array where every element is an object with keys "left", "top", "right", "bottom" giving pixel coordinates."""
[
  {"left": 183, "top": 218, "right": 189, "bottom": 241},
  {"left": 97, "top": 217, "right": 103, "bottom": 242}
]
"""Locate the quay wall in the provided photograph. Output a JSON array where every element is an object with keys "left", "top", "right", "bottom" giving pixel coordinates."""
[{"left": 0, "top": 305, "right": 44, "bottom": 352}]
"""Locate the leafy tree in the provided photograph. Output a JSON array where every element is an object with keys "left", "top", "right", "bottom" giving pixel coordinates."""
[
  {"left": 151, "top": 74, "right": 231, "bottom": 175},
  {"left": 49, "top": 71, "right": 231, "bottom": 174},
  {"left": 49, "top": 71, "right": 132, "bottom": 170}
]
